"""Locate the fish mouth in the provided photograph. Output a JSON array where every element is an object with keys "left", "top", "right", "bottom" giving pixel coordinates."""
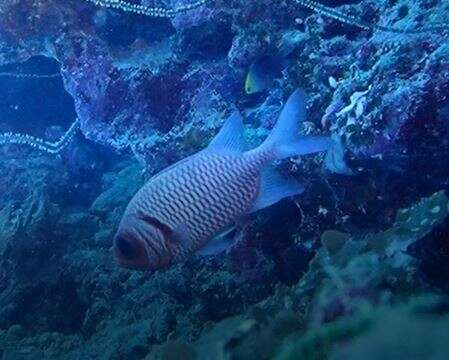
[{"left": 114, "top": 236, "right": 153, "bottom": 271}]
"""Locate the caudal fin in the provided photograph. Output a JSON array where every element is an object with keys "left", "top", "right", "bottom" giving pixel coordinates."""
[{"left": 259, "top": 89, "right": 333, "bottom": 159}]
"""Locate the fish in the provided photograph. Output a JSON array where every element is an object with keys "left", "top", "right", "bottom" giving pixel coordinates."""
[
  {"left": 245, "top": 56, "right": 286, "bottom": 94},
  {"left": 245, "top": 30, "right": 305, "bottom": 94},
  {"left": 114, "top": 90, "right": 334, "bottom": 270}
]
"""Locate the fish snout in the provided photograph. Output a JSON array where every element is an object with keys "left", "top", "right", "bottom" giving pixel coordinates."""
[{"left": 113, "top": 233, "right": 152, "bottom": 270}]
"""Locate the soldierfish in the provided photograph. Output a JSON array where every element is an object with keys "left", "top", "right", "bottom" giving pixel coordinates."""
[{"left": 114, "top": 90, "right": 333, "bottom": 270}]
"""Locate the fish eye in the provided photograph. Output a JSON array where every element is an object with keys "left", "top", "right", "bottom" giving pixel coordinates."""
[{"left": 115, "top": 236, "right": 136, "bottom": 258}]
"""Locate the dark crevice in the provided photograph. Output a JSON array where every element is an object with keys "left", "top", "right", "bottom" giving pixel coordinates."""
[{"left": 0, "top": 55, "right": 76, "bottom": 137}]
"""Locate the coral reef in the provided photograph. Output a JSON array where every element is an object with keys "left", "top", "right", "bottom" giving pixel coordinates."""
[
  {"left": 149, "top": 191, "right": 449, "bottom": 359},
  {"left": 1, "top": 0, "right": 449, "bottom": 359}
]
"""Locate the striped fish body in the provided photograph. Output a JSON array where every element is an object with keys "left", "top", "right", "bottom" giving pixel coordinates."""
[
  {"left": 114, "top": 90, "right": 335, "bottom": 270},
  {"left": 121, "top": 150, "right": 270, "bottom": 264}
]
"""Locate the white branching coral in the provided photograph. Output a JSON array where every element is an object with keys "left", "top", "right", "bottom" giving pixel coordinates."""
[
  {"left": 0, "top": 118, "right": 80, "bottom": 154},
  {"left": 83, "top": 0, "right": 449, "bottom": 34},
  {"left": 83, "top": 0, "right": 212, "bottom": 17},
  {"left": 0, "top": 72, "right": 60, "bottom": 79},
  {"left": 294, "top": 0, "right": 449, "bottom": 34}
]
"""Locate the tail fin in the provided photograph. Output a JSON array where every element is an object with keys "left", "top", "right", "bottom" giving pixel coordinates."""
[{"left": 259, "top": 89, "right": 333, "bottom": 159}]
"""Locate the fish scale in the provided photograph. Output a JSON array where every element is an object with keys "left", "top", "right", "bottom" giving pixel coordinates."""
[{"left": 125, "top": 151, "right": 268, "bottom": 260}]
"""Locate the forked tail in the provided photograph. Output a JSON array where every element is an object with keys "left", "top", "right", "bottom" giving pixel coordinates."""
[{"left": 257, "top": 89, "right": 334, "bottom": 159}]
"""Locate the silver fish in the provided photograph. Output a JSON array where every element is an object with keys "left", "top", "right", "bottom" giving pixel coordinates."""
[{"left": 114, "top": 90, "right": 333, "bottom": 270}]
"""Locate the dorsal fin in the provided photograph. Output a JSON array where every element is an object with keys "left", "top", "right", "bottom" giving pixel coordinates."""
[{"left": 206, "top": 111, "right": 245, "bottom": 153}]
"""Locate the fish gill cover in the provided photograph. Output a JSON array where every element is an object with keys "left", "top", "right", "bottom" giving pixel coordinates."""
[{"left": 0, "top": 0, "right": 449, "bottom": 359}]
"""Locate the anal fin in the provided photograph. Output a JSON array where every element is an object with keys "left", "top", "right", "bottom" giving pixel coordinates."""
[{"left": 249, "top": 166, "right": 304, "bottom": 213}]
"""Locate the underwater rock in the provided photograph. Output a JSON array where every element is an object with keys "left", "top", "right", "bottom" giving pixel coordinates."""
[
  {"left": 331, "top": 304, "right": 449, "bottom": 360},
  {"left": 2, "top": 0, "right": 448, "bottom": 182},
  {"left": 90, "top": 163, "right": 144, "bottom": 217},
  {"left": 143, "top": 193, "right": 449, "bottom": 360},
  {"left": 410, "top": 214, "right": 449, "bottom": 288}
]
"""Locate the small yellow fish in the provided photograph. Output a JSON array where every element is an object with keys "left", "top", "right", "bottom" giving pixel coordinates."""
[
  {"left": 245, "top": 30, "right": 304, "bottom": 94},
  {"left": 245, "top": 56, "right": 284, "bottom": 94}
]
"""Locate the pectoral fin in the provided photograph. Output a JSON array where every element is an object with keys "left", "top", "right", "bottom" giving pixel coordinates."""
[{"left": 196, "top": 226, "right": 236, "bottom": 256}]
